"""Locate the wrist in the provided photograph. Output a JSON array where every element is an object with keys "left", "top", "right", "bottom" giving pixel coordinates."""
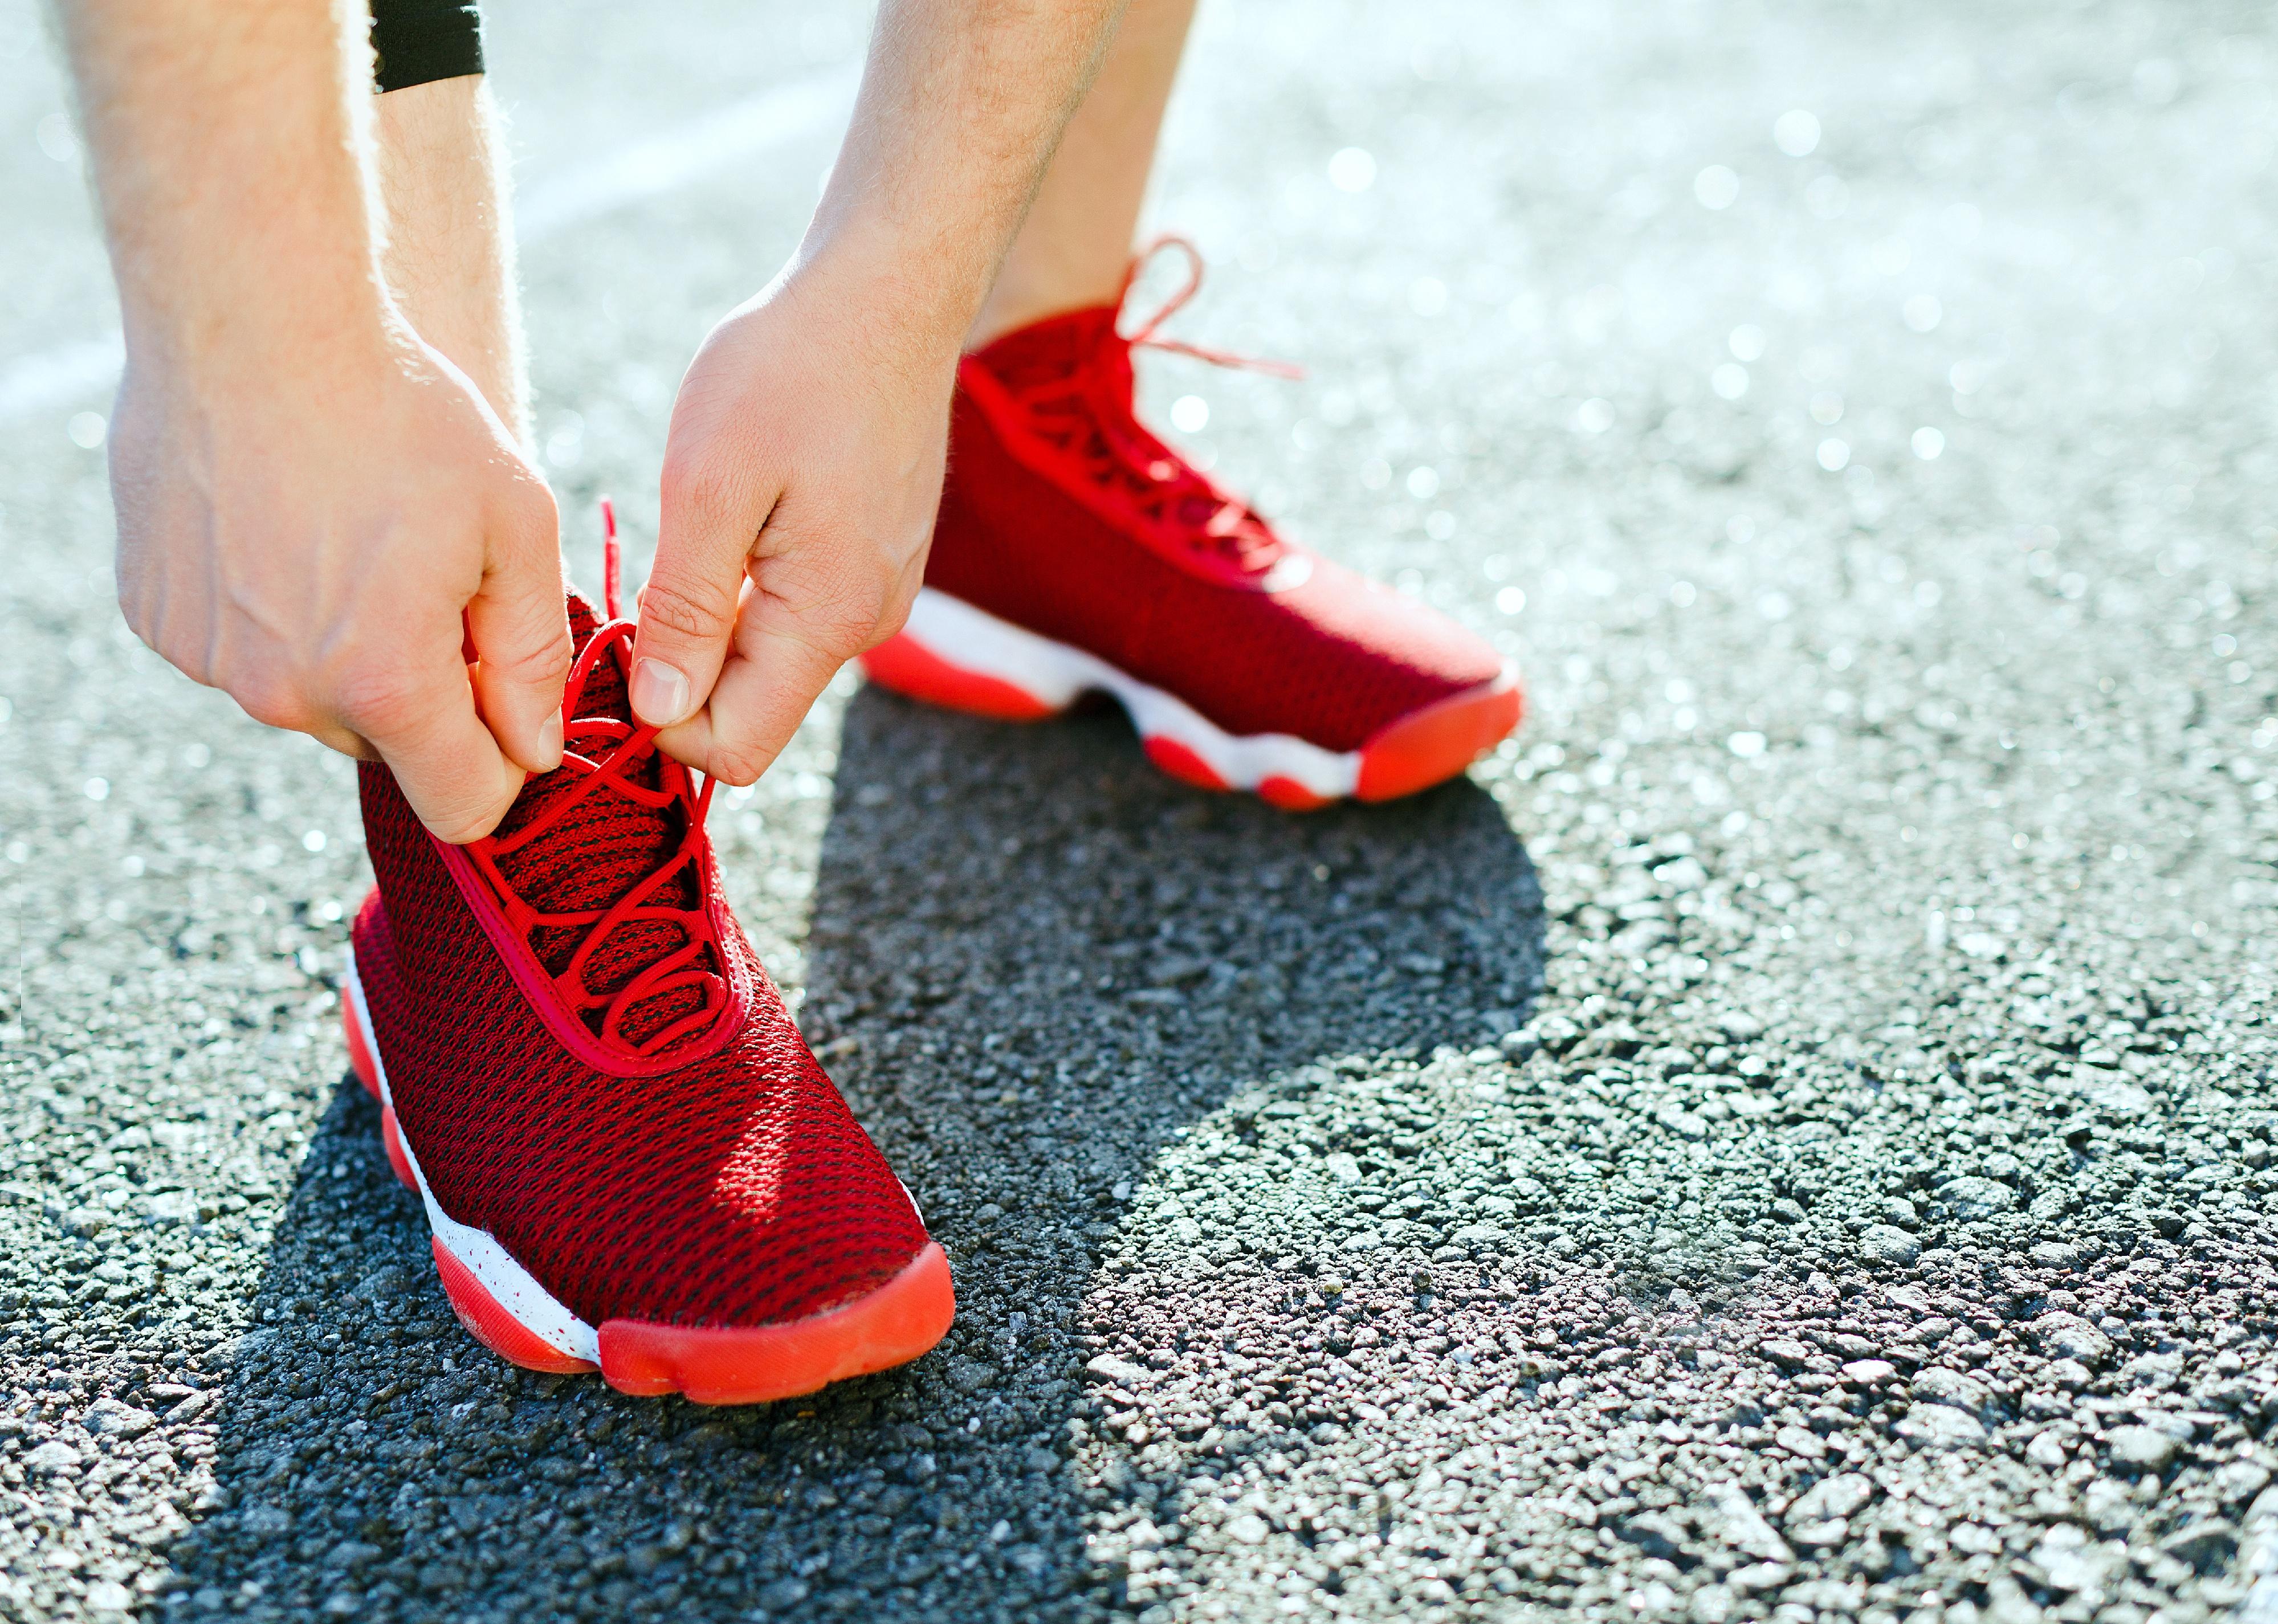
[
  {"left": 788, "top": 210, "right": 990, "bottom": 367},
  {"left": 118, "top": 257, "right": 395, "bottom": 381}
]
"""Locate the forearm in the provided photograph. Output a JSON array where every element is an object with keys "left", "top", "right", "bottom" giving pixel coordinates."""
[
  {"left": 807, "top": 0, "right": 1130, "bottom": 352},
  {"left": 54, "top": 0, "right": 388, "bottom": 369}
]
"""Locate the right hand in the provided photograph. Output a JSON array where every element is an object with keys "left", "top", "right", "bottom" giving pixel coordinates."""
[{"left": 108, "top": 323, "right": 569, "bottom": 843}]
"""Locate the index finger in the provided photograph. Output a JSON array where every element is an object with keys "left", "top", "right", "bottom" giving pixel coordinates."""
[
  {"left": 635, "top": 450, "right": 780, "bottom": 730},
  {"left": 332, "top": 652, "right": 527, "bottom": 843}
]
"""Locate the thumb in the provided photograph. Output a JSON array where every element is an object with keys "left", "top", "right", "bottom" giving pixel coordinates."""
[
  {"left": 467, "top": 473, "right": 572, "bottom": 774},
  {"left": 634, "top": 448, "right": 777, "bottom": 729}
]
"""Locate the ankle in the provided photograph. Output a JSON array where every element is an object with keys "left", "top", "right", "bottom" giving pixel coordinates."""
[{"left": 969, "top": 258, "right": 1128, "bottom": 351}]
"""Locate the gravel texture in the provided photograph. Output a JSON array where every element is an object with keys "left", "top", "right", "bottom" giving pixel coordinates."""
[{"left": 5, "top": 1, "right": 2278, "bottom": 1621}]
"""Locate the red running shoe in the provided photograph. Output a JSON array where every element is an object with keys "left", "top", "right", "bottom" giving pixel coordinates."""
[
  {"left": 861, "top": 239, "right": 1522, "bottom": 811},
  {"left": 341, "top": 551, "right": 951, "bottom": 1404}
]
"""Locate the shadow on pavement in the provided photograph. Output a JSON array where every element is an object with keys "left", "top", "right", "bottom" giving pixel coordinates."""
[{"left": 153, "top": 688, "right": 1545, "bottom": 1623}]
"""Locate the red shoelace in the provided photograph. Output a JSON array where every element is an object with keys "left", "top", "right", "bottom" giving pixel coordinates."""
[
  {"left": 1001, "top": 235, "right": 1301, "bottom": 577},
  {"left": 466, "top": 507, "right": 725, "bottom": 1058}
]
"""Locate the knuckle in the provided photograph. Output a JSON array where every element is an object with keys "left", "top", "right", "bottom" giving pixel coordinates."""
[
  {"left": 514, "top": 473, "right": 560, "bottom": 529},
  {"left": 502, "top": 487, "right": 561, "bottom": 558},
  {"left": 116, "top": 587, "right": 194, "bottom": 679},
  {"left": 771, "top": 562, "right": 891, "bottom": 655},
  {"left": 488, "top": 620, "right": 573, "bottom": 687},
  {"left": 120, "top": 603, "right": 166, "bottom": 663},
  {"left": 832, "top": 568, "right": 893, "bottom": 628},
  {"left": 704, "top": 742, "right": 769, "bottom": 788},
  {"left": 660, "top": 454, "right": 742, "bottom": 525},
  {"left": 423, "top": 799, "right": 506, "bottom": 846},
  {"left": 814, "top": 584, "right": 891, "bottom": 657},
  {"left": 325, "top": 656, "right": 434, "bottom": 741},
  {"left": 636, "top": 577, "right": 736, "bottom": 646},
  {"left": 865, "top": 585, "right": 917, "bottom": 648},
  {"left": 230, "top": 672, "right": 316, "bottom": 734}
]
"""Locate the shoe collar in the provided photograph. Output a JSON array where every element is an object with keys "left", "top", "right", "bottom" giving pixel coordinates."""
[{"left": 963, "top": 238, "right": 1310, "bottom": 591}]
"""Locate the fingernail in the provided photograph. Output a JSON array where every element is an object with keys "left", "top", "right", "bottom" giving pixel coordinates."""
[
  {"left": 630, "top": 658, "right": 692, "bottom": 726},
  {"left": 536, "top": 709, "right": 564, "bottom": 768}
]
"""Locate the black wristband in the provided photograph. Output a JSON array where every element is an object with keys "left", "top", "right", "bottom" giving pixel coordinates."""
[{"left": 370, "top": 0, "right": 485, "bottom": 94}]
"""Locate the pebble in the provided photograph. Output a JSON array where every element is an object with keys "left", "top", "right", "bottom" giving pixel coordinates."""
[
  {"left": 946, "top": 1357, "right": 997, "bottom": 1394},
  {"left": 1911, "top": 1366, "right": 1995, "bottom": 1413},
  {"left": 1788, "top": 1473, "right": 1876, "bottom": 1523},
  {"left": 1774, "top": 1425, "right": 1828, "bottom": 1460},
  {"left": 2084, "top": 1478, "right": 2141, "bottom": 1535},
  {"left": 1897, "top": 1406, "right": 1990, "bottom": 1448},
  {"left": 2158, "top": 1521, "right": 2239, "bottom": 1570},
  {"left": 1940, "top": 1176, "right": 2018, "bottom": 1221},
  {"left": 1859, "top": 1223, "right": 1921, "bottom": 1265},
  {"left": 1702, "top": 1483, "right": 1795, "bottom": 1564},
  {"left": 2108, "top": 1426, "right": 2182, "bottom": 1472},
  {"left": 83, "top": 1397, "right": 157, "bottom": 1440},
  {"left": 24, "top": 1441, "right": 80, "bottom": 1476},
  {"left": 2031, "top": 1313, "right": 2117, "bottom": 1368}
]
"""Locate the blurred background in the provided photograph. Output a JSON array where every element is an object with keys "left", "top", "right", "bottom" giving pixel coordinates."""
[{"left": 3, "top": 3, "right": 2278, "bottom": 1622}]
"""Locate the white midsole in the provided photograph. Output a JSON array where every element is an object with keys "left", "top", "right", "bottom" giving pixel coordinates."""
[
  {"left": 896, "top": 587, "right": 1364, "bottom": 799},
  {"left": 343, "top": 947, "right": 602, "bottom": 1365}
]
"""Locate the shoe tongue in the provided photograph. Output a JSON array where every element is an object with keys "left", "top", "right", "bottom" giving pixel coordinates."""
[
  {"left": 487, "top": 592, "right": 718, "bottom": 1054},
  {"left": 972, "top": 304, "right": 1130, "bottom": 395}
]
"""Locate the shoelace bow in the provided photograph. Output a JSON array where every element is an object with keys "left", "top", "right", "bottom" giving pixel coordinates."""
[
  {"left": 1013, "top": 235, "right": 1301, "bottom": 574},
  {"left": 467, "top": 505, "right": 723, "bottom": 1058}
]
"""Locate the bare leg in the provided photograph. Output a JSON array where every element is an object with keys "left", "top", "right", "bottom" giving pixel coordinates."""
[
  {"left": 969, "top": 0, "right": 1199, "bottom": 347},
  {"left": 371, "top": 76, "right": 531, "bottom": 448}
]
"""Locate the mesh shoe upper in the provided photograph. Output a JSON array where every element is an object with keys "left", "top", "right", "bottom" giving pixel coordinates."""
[
  {"left": 927, "top": 297, "right": 1508, "bottom": 754},
  {"left": 355, "top": 595, "right": 927, "bottom": 1330}
]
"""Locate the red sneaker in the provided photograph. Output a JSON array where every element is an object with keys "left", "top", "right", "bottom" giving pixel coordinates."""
[
  {"left": 862, "top": 239, "right": 1522, "bottom": 810},
  {"left": 341, "top": 572, "right": 951, "bottom": 1405}
]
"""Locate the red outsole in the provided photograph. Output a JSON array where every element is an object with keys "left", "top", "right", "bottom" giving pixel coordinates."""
[
  {"left": 862, "top": 621, "right": 1523, "bottom": 808},
  {"left": 379, "top": 1105, "right": 417, "bottom": 1190},
  {"left": 861, "top": 633, "right": 1061, "bottom": 721},
  {"left": 346, "top": 993, "right": 415, "bottom": 1189},
  {"left": 1356, "top": 675, "right": 1524, "bottom": 802},
  {"left": 431, "top": 1237, "right": 600, "bottom": 1376},
  {"left": 598, "top": 1241, "right": 957, "bottom": 1405},
  {"left": 1258, "top": 775, "right": 1332, "bottom": 811},
  {"left": 343, "top": 999, "right": 381, "bottom": 1099},
  {"left": 1142, "top": 735, "right": 1230, "bottom": 792}
]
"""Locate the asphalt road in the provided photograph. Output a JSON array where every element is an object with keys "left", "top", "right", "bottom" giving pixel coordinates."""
[{"left": 5, "top": 1, "right": 2278, "bottom": 1621}]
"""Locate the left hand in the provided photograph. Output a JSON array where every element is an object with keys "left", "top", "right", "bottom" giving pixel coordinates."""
[{"left": 630, "top": 254, "right": 956, "bottom": 785}]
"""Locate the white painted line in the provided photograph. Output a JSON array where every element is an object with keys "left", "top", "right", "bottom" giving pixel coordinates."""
[
  {"left": 515, "top": 62, "right": 858, "bottom": 240},
  {"left": 0, "top": 62, "right": 860, "bottom": 427}
]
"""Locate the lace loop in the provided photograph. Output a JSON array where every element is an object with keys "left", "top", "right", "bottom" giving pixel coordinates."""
[{"left": 1118, "top": 235, "right": 1305, "bottom": 380}]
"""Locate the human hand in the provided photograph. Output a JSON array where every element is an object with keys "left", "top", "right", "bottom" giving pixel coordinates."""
[
  {"left": 110, "top": 323, "right": 568, "bottom": 842},
  {"left": 629, "top": 256, "right": 955, "bottom": 784}
]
